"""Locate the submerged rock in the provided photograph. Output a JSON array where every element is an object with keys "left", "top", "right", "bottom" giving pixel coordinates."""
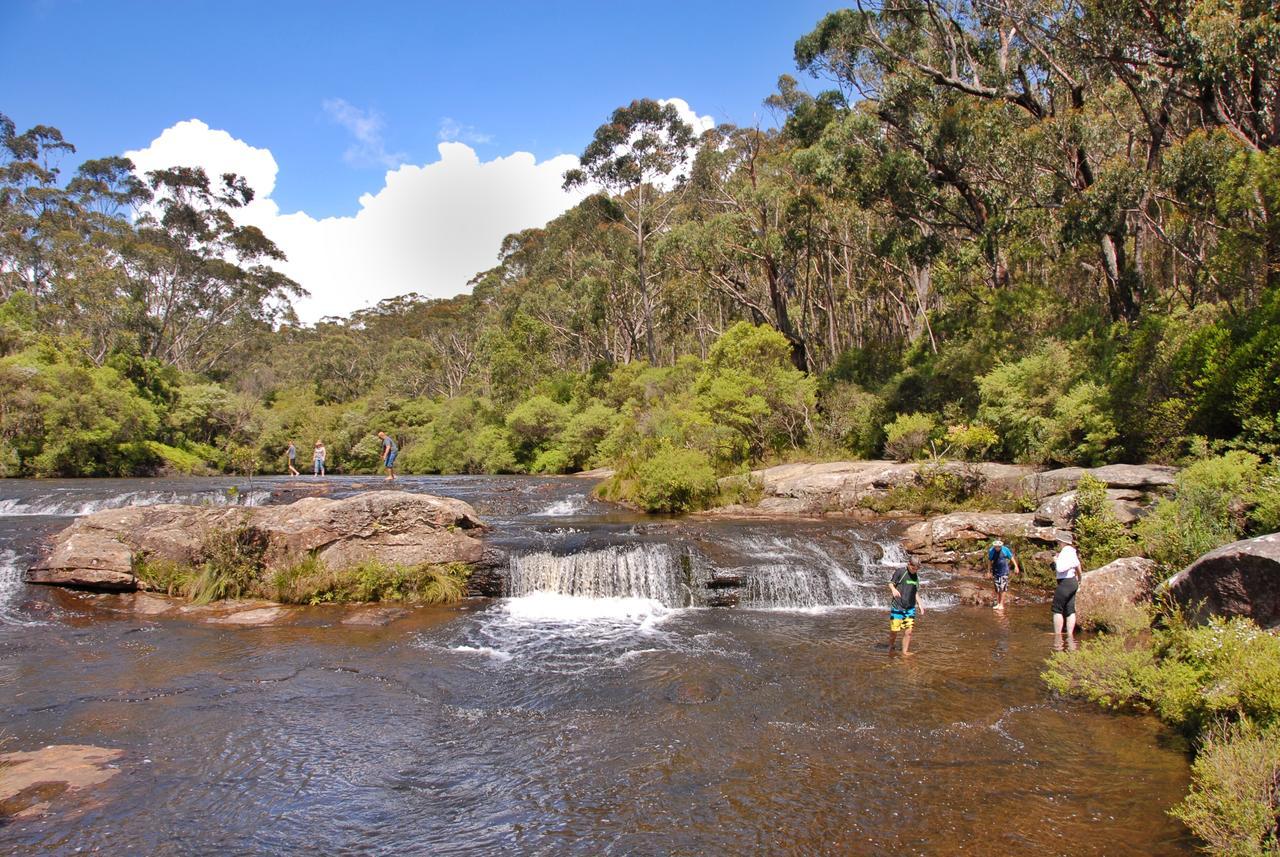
[
  {"left": 1166, "top": 532, "right": 1280, "bottom": 629},
  {"left": 0, "top": 744, "right": 123, "bottom": 821},
  {"left": 27, "top": 491, "right": 486, "bottom": 593}
]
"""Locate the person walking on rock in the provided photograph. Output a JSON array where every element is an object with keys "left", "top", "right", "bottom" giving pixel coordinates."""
[
  {"left": 313, "top": 439, "right": 327, "bottom": 477},
  {"left": 285, "top": 441, "right": 299, "bottom": 476},
  {"left": 987, "top": 539, "right": 1020, "bottom": 611},
  {"left": 1052, "top": 537, "right": 1082, "bottom": 644},
  {"left": 377, "top": 431, "right": 398, "bottom": 482},
  {"left": 888, "top": 558, "right": 926, "bottom": 655}
]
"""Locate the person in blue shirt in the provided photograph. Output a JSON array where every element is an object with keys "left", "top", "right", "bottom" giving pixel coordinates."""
[
  {"left": 986, "top": 539, "right": 1021, "bottom": 611},
  {"left": 377, "top": 431, "right": 399, "bottom": 482}
]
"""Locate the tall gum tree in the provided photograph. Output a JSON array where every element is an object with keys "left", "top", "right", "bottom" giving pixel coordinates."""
[{"left": 563, "top": 99, "right": 697, "bottom": 363}]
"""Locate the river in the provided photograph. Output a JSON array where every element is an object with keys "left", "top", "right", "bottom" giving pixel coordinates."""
[{"left": 0, "top": 476, "right": 1193, "bottom": 854}]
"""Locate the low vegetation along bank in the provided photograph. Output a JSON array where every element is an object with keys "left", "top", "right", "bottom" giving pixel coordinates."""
[
  {"left": 1040, "top": 455, "right": 1280, "bottom": 855},
  {"left": 134, "top": 524, "right": 470, "bottom": 607}
]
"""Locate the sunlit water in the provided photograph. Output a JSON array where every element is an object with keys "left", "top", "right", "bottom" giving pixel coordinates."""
[{"left": 0, "top": 476, "right": 1193, "bottom": 854}]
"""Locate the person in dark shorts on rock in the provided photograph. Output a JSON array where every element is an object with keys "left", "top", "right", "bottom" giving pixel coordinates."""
[
  {"left": 285, "top": 440, "right": 299, "bottom": 476},
  {"left": 377, "top": 431, "right": 398, "bottom": 482},
  {"left": 986, "top": 539, "right": 1020, "bottom": 611},
  {"left": 888, "top": 558, "right": 926, "bottom": 655},
  {"left": 1052, "top": 537, "right": 1082, "bottom": 643}
]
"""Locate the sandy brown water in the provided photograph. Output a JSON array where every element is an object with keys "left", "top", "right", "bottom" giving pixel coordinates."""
[{"left": 0, "top": 476, "right": 1193, "bottom": 855}]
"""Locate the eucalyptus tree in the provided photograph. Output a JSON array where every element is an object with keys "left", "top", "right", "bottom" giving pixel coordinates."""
[
  {"left": 563, "top": 99, "right": 697, "bottom": 363},
  {"left": 794, "top": 3, "right": 1147, "bottom": 321},
  {"left": 125, "top": 166, "right": 303, "bottom": 373}
]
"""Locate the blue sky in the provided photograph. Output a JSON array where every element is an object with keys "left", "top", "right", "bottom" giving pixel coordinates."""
[{"left": 1, "top": 0, "right": 844, "bottom": 318}]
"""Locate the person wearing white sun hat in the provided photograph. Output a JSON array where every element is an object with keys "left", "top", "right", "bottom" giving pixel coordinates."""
[{"left": 986, "top": 538, "right": 1020, "bottom": 611}]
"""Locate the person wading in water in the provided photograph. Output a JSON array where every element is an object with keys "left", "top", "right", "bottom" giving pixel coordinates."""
[{"left": 888, "top": 558, "right": 926, "bottom": 655}]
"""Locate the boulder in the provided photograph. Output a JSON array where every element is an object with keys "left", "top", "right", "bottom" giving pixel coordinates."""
[
  {"left": 1077, "top": 557, "right": 1157, "bottom": 619},
  {"left": 901, "top": 512, "right": 1067, "bottom": 554},
  {"left": 1166, "top": 532, "right": 1280, "bottom": 629},
  {"left": 27, "top": 491, "right": 486, "bottom": 592},
  {"left": 1020, "top": 464, "right": 1177, "bottom": 499},
  {"left": 738, "top": 460, "right": 1041, "bottom": 514},
  {"left": 1033, "top": 489, "right": 1146, "bottom": 528}
]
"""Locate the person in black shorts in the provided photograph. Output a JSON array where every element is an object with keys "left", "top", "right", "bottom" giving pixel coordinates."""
[
  {"left": 888, "top": 558, "right": 926, "bottom": 655},
  {"left": 1052, "top": 537, "right": 1082, "bottom": 645}
]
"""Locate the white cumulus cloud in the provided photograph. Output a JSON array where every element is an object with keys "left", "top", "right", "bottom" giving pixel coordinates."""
[{"left": 124, "top": 100, "right": 715, "bottom": 323}]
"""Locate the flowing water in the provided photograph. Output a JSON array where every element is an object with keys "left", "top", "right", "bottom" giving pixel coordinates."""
[{"left": 0, "top": 476, "right": 1193, "bottom": 854}]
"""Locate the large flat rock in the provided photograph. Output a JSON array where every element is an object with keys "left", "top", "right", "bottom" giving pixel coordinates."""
[
  {"left": 901, "top": 512, "right": 1067, "bottom": 553},
  {"left": 1020, "top": 464, "right": 1177, "bottom": 499},
  {"left": 1166, "top": 532, "right": 1280, "bottom": 628},
  {"left": 27, "top": 491, "right": 486, "bottom": 592}
]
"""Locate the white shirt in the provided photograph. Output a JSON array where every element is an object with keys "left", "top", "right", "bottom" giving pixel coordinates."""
[{"left": 1054, "top": 545, "right": 1080, "bottom": 579}]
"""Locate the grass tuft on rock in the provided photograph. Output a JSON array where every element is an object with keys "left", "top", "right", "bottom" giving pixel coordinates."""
[
  {"left": 269, "top": 557, "right": 469, "bottom": 606},
  {"left": 133, "top": 524, "right": 471, "bottom": 607}
]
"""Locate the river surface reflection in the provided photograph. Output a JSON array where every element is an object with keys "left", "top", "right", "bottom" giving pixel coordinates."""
[{"left": 0, "top": 476, "right": 1192, "bottom": 854}]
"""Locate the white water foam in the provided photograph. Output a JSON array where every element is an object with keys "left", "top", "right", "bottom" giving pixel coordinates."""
[
  {"left": 0, "top": 548, "right": 41, "bottom": 626},
  {"left": 501, "top": 591, "right": 671, "bottom": 623},
  {"left": 531, "top": 494, "right": 587, "bottom": 517},
  {"left": 0, "top": 488, "right": 271, "bottom": 518},
  {"left": 449, "top": 645, "right": 514, "bottom": 662}
]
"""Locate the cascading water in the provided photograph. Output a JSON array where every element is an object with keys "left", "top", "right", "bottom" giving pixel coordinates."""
[
  {"left": 0, "top": 488, "right": 271, "bottom": 518},
  {"left": 506, "top": 543, "right": 686, "bottom": 606}
]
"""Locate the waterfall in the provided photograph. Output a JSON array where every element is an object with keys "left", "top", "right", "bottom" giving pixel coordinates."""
[
  {"left": 506, "top": 544, "right": 686, "bottom": 607},
  {"left": 0, "top": 488, "right": 271, "bottom": 518},
  {"left": 732, "top": 535, "right": 889, "bottom": 610}
]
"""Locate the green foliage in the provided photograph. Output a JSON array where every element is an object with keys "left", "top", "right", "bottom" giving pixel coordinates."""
[
  {"left": 1171, "top": 720, "right": 1280, "bottom": 857},
  {"left": 142, "top": 441, "right": 211, "bottom": 476},
  {"left": 629, "top": 445, "right": 719, "bottom": 513},
  {"left": 1137, "top": 452, "right": 1268, "bottom": 574},
  {"left": 1073, "top": 474, "right": 1136, "bottom": 569},
  {"left": 977, "top": 342, "right": 1117, "bottom": 465},
  {"left": 1045, "top": 615, "right": 1280, "bottom": 737},
  {"left": 270, "top": 558, "right": 468, "bottom": 606},
  {"left": 883, "top": 412, "right": 937, "bottom": 462},
  {"left": 944, "top": 423, "right": 999, "bottom": 462},
  {"left": 818, "top": 382, "right": 886, "bottom": 457}
]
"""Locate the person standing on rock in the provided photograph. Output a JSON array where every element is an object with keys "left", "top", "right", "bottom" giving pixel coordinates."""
[
  {"left": 986, "top": 539, "right": 1020, "bottom": 611},
  {"left": 1052, "top": 537, "right": 1082, "bottom": 644},
  {"left": 313, "top": 439, "right": 327, "bottom": 477},
  {"left": 285, "top": 441, "right": 299, "bottom": 476},
  {"left": 378, "top": 431, "right": 398, "bottom": 482},
  {"left": 888, "top": 558, "right": 925, "bottom": 655}
]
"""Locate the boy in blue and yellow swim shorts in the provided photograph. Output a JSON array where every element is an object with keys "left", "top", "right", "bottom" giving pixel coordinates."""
[{"left": 888, "top": 558, "right": 925, "bottom": 655}]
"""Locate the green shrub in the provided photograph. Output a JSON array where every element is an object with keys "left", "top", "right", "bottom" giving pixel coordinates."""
[
  {"left": 1138, "top": 452, "right": 1266, "bottom": 574},
  {"left": 1171, "top": 720, "right": 1280, "bottom": 856},
  {"left": 505, "top": 395, "right": 570, "bottom": 457},
  {"left": 1046, "top": 614, "right": 1280, "bottom": 737},
  {"left": 818, "top": 383, "right": 886, "bottom": 457},
  {"left": 977, "top": 342, "right": 1119, "bottom": 465},
  {"left": 632, "top": 445, "right": 719, "bottom": 513},
  {"left": 530, "top": 447, "right": 571, "bottom": 474},
  {"left": 883, "top": 412, "right": 937, "bottom": 461},
  {"left": 1074, "top": 474, "right": 1136, "bottom": 569},
  {"left": 143, "top": 441, "right": 212, "bottom": 475},
  {"left": 1043, "top": 632, "right": 1158, "bottom": 710},
  {"left": 945, "top": 423, "right": 999, "bottom": 461},
  {"left": 272, "top": 559, "right": 469, "bottom": 605}
]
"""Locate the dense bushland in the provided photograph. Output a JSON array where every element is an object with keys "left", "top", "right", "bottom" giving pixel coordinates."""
[{"left": 2, "top": 0, "right": 1278, "bottom": 517}]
